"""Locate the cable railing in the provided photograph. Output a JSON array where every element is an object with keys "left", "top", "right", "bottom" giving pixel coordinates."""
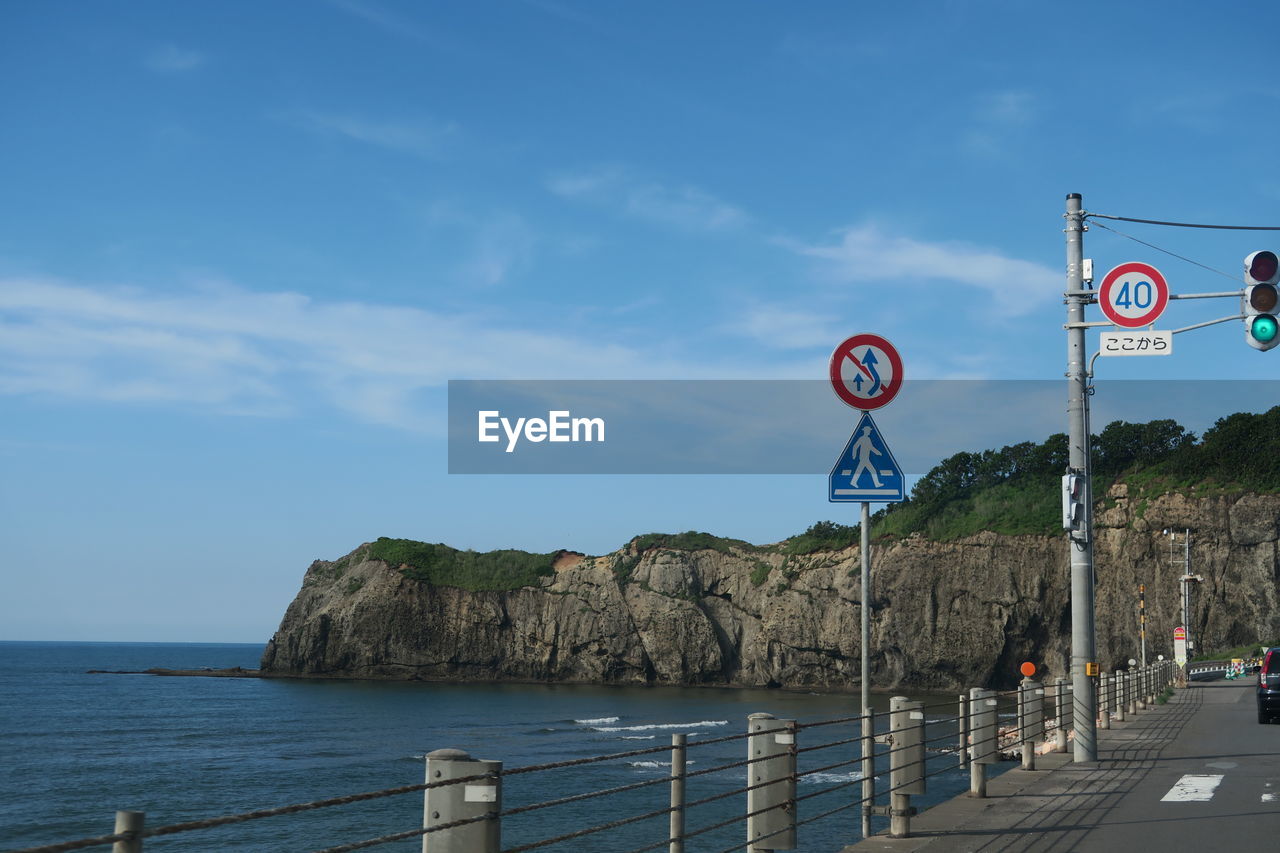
[{"left": 7, "top": 660, "right": 1179, "bottom": 853}]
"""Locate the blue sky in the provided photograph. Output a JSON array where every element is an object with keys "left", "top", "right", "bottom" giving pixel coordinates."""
[{"left": 4, "top": 1, "right": 1280, "bottom": 642}]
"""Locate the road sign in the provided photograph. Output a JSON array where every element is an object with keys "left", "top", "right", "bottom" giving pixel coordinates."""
[
  {"left": 1099, "top": 330, "right": 1172, "bottom": 356},
  {"left": 829, "top": 334, "right": 903, "bottom": 410},
  {"left": 829, "top": 412, "right": 905, "bottom": 502},
  {"left": 1098, "top": 262, "right": 1169, "bottom": 328},
  {"left": 1174, "top": 626, "right": 1187, "bottom": 667}
]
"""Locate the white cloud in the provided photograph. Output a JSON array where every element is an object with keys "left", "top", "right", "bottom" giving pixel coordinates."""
[
  {"left": 793, "top": 224, "right": 1059, "bottom": 315},
  {"left": 724, "top": 304, "right": 840, "bottom": 350},
  {"left": 548, "top": 167, "right": 747, "bottom": 232},
  {"left": 0, "top": 277, "right": 817, "bottom": 429},
  {"left": 290, "top": 110, "right": 458, "bottom": 157},
  {"left": 144, "top": 45, "right": 206, "bottom": 73}
]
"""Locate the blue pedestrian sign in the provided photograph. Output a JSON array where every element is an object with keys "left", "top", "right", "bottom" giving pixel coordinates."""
[{"left": 829, "top": 412, "right": 905, "bottom": 503}]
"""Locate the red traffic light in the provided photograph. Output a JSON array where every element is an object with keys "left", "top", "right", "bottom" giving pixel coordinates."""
[{"left": 1247, "top": 250, "right": 1279, "bottom": 285}]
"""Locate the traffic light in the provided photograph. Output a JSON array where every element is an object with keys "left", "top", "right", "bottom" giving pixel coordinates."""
[
  {"left": 1243, "top": 250, "right": 1280, "bottom": 351},
  {"left": 1061, "top": 469, "right": 1085, "bottom": 533}
]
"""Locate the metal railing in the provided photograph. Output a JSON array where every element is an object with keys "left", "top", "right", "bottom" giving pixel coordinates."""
[{"left": 8, "top": 661, "right": 1179, "bottom": 853}]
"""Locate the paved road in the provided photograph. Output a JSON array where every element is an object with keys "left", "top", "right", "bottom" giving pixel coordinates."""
[{"left": 844, "top": 679, "right": 1280, "bottom": 852}]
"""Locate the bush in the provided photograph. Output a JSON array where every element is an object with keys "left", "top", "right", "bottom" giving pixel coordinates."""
[
  {"left": 368, "top": 537, "right": 555, "bottom": 591},
  {"left": 630, "top": 531, "right": 755, "bottom": 554}
]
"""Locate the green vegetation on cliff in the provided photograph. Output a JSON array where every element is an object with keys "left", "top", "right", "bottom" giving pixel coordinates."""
[
  {"left": 871, "top": 406, "right": 1280, "bottom": 542},
  {"left": 368, "top": 537, "right": 555, "bottom": 591},
  {"left": 630, "top": 531, "right": 757, "bottom": 553},
  {"left": 363, "top": 408, "right": 1280, "bottom": 585}
]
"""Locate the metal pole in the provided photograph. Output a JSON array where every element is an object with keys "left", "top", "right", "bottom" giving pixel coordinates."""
[
  {"left": 1065, "top": 192, "right": 1098, "bottom": 762},
  {"left": 1139, "top": 583, "right": 1146, "bottom": 667},
  {"left": 112, "top": 811, "right": 144, "bottom": 853},
  {"left": 860, "top": 500, "right": 872, "bottom": 840},
  {"left": 861, "top": 501, "right": 871, "bottom": 717},
  {"left": 1183, "top": 530, "right": 1192, "bottom": 654},
  {"left": 670, "top": 733, "right": 686, "bottom": 853}
]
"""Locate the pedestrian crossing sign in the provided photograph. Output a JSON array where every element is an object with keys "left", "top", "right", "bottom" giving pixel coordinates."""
[{"left": 829, "top": 412, "right": 906, "bottom": 503}]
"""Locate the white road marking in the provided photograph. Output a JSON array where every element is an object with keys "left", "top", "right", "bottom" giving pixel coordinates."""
[
  {"left": 1263, "top": 793, "right": 1279, "bottom": 803},
  {"left": 1161, "top": 774, "right": 1224, "bottom": 802}
]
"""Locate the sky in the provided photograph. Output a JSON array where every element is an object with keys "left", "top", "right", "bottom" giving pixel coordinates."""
[{"left": 4, "top": 1, "right": 1280, "bottom": 642}]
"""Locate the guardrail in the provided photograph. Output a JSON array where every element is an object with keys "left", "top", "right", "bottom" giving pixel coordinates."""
[{"left": 9, "top": 662, "right": 1178, "bottom": 853}]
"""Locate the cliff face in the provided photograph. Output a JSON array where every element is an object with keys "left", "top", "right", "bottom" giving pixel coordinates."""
[{"left": 260, "top": 488, "right": 1280, "bottom": 691}]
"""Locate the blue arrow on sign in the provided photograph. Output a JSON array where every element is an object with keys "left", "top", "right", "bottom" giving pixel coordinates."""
[{"left": 829, "top": 412, "right": 906, "bottom": 503}]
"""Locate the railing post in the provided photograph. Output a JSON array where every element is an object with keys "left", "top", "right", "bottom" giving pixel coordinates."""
[
  {"left": 1136, "top": 664, "right": 1147, "bottom": 710},
  {"left": 1127, "top": 667, "right": 1138, "bottom": 715},
  {"left": 860, "top": 708, "right": 874, "bottom": 841},
  {"left": 968, "top": 688, "right": 996, "bottom": 797},
  {"left": 1018, "top": 678, "right": 1044, "bottom": 770},
  {"left": 957, "top": 694, "right": 970, "bottom": 771},
  {"left": 1098, "top": 671, "right": 1111, "bottom": 730},
  {"left": 112, "top": 810, "right": 144, "bottom": 853},
  {"left": 747, "top": 713, "right": 796, "bottom": 851},
  {"left": 888, "top": 697, "right": 924, "bottom": 838},
  {"left": 423, "top": 748, "right": 501, "bottom": 853},
  {"left": 1113, "top": 669, "right": 1126, "bottom": 722},
  {"left": 670, "top": 733, "right": 686, "bottom": 853},
  {"left": 1053, "top": 678, "right": 1068, "bottom": 753},
  {"left": 1147, "top": 665, "right": 1157, "bottom": 705}
]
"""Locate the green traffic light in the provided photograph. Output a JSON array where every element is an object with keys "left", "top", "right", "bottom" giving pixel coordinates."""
[{"left": 1252, "top": 314, "right": 1279, "bottom": 343}]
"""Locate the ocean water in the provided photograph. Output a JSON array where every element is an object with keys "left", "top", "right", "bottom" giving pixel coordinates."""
[{"left": 0, "top": 642, "right": 998, "bottom": 852}]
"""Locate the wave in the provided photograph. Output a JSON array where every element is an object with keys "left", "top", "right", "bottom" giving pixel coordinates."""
[
  {"left": 574, "top": 716, "right": 621, "bottom": 726},
  {"left": 800, "top": 771, "right": 862, "bottom": 785},
  {"left": 593, "top": 720, "right": 728, "bottom": 733},
  {"left": 619, "top": 736, "right": 656, "bottom": 740},
  {"left": 628, "top": 760, "right": 696, "bottom": 769}
]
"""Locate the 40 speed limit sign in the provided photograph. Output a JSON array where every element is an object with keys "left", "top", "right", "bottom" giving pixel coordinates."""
[{"left": 1098, "top": 262, "right": 1169, "bottom": 328}]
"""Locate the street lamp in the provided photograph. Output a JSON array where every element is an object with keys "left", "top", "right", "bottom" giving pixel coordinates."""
[{"left": 1163, "top": 527, "right": 1205, "bottom": 671}]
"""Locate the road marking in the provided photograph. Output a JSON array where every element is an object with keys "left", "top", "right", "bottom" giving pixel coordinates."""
[
  {"left": 1263, "top": 793, "right": 1279, "bottom": 803},
  {"left": 1161, "top": 775, "right": 1224, "bottom": 802}
]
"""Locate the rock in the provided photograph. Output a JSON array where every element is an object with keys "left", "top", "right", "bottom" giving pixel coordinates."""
[{"left": 261, "top": 491, "right": 1280, "bottom": 691}]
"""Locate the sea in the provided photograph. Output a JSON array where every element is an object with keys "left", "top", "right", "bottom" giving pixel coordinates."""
[{"left": 0, "top": 642, "right": 1005, "bottom": 852}]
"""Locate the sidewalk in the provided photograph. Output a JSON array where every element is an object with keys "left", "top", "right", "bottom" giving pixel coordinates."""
[{"left": 840, "top": 685, "right": 1203, "bottom": 852}]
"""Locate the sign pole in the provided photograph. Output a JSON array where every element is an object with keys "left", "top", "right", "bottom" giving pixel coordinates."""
[
  {"left": 859, "top": 499, "right": 872, "bottom": 839},
  {"left": 1065, "top": 193, "right": 1099, "bottom": 763}
]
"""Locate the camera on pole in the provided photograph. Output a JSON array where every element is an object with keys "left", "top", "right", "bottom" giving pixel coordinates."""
[{"left": 1243, "top": 250, "right": 1280, "bottom": 351}]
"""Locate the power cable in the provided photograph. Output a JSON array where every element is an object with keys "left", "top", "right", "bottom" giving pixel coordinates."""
[
  {"left": 1087, "top": 212, "right": 1280, "bottom": 231},
  {"left": 1087, "top": 219, "right": 1237, "bottom": 283}
]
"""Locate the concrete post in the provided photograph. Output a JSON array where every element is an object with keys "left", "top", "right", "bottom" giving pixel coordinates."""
[
  {"left": 112, "top": 811, "right": 144, "bottom": 853},
  {"left": 969, "top": 688, "right": 997, "bottom": 797},
  {"left": 888, "top": 697, "right": 924, "bottom": 838},
  {"left": 1018, "top": 679, "right": 1044, "bottom": 770},
  {"left": 423, "top": 749, "right": 501, "bottom": 853},
  {"left": 1099, "top": 671, "right": 1110, "bottom": 730},
  {"left": 1053, "top": 678, "right": 1068, "bottom": 753},
  {"left": 747, "top": 713, "right": 796, "bottom": 852},
  {"left": 1128, "top": 667, "right": 1138, "bottom": 715},
  {"left": 1113, "top": 669, "right": 1126, "bottom": 722},
  {"left": 670, "top": 733, "right": 686, "bottom": 853}
]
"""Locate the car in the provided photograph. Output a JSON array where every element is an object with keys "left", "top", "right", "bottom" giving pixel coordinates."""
[{"left": 1256, "top": 648, "right": 1280, "bottom": 723}]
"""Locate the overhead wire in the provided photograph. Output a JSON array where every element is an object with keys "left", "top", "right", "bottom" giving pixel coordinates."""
[{"left": 1086, "top": 218, "right": 1238, "bottom": 283}]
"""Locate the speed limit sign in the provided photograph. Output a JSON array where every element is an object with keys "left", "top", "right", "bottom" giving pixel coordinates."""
[{"left": 1098, "top": 262, "right": 1169, "bottom": 328}]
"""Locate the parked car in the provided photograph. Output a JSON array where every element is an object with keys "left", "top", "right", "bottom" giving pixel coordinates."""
[{"left": 1255, "top": 647, "right": 1280, "bottom": 723}]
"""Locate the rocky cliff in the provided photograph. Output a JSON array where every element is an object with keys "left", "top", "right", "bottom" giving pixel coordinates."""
[{"left": 260, "top": 487, "right": 1280, "bottom": 691}]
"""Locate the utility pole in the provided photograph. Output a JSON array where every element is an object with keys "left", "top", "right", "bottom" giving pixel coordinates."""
[{"left": 1064, "top": 193, "right": 1098, "bottom": 763}]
